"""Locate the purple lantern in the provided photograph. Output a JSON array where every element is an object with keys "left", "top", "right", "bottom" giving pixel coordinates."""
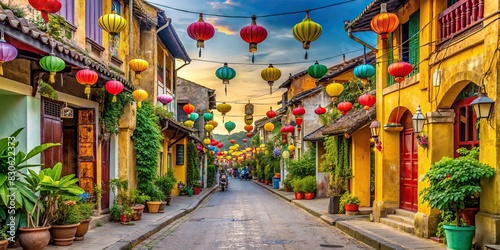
[
  {"left": 0, "top": 38, "right": 18, "bottom": 76},
  {"left": 157, "top": 94, "right": 173, "bottom": 109}
]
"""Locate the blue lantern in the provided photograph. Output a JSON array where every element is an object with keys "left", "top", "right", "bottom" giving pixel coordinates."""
[
  {"left": 353, "top": 64, "right": 375, "bottom": 84},
  {"left": 215, "top": 62, "right": 236, "bottom": 95},
  {"left": 189, "top": 112, "right": 199, "bottom": 121}
]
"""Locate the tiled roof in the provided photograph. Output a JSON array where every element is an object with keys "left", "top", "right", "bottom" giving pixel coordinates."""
[
  {"left": 0, "top": 7, "right": 131, "bottom": 89},
  {"left": 322, "top": 106, "right": 376, "bottom": 136},
  {"left": 344, "top": 0, "right": 408, "bottom": 32},
  {"left": 303, "top": 126, "right": 325, "bottom": 141},
  {"left": 287, "top": 86, "right": 322, "bottom": 105},
  {"left": 157, "top": 12, "right": 190, "bottom": 62}
]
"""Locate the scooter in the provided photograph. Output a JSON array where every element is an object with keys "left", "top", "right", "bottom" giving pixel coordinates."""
[{"left": 219, "top": 175, "right": 228, "bottom": 192}]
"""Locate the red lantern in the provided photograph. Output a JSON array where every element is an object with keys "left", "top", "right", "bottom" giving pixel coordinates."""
[
  {"left": 284, "top": 125, "right": 295, "bottom": 133},
  {"left": 292, "top": 106, "right": 306, "bottom": 116},
  {"left": 230, "top": 139, "right": 236, "bottom": 144},
  {"left": 246, "top": 132, "right": 253, "bottom": 137},
  {"left": 183, "top": 103, "right": 195, "bottom": 114},
  {"left": 295, "top": 117, "right": 303, "bottom": 126},
  {"left": 76, "top": 67, "right": 98, "bottom": 99},
  {"left": 314, "top": 105, "right": 326, "bottom": 115},
  {"left": 187, "top": 13, "right": 215, "bottom": 57},
  {"left": 210, "top": 140, "right": 218, "bottom": 146},
  {"left": 29, "top": 0, "right": 61, "bottom": 23},
  {"left": 242, "top": 138, "right": 248, "bottom": 143},
  {"left": 217, "top": 143, "right": 224, "bottom": 149},
  {"left": 337, "top": 101, "right": 353, "bottom": 115},
  {"left": 388, "top": 61, "right": 413, "bottom": 83},
  {"left": 105, "top": 79, "right": 124, "bottom": 103},
  {"left": 240, "top": 15, "right": 267, "bottom": 63},
  {"left": 358, "top": 94, "right": 376, "bottom": 110},
  {"left": 266, "top": 107, "right": 276, "bottom": 119}
]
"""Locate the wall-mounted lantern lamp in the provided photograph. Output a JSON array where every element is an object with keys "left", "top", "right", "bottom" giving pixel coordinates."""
[
  {"left": 412, "top": 105, "right": 426, "bottom": 134},
  {"left": 470, "top": 92, "right": 495, "bottom": 120},
  {"left": 370, "top": 120, "right": 382, "bottom": 151}
]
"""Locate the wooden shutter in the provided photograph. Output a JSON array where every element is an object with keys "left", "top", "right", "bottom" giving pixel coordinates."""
[
  {"left": 409, "top": 11, "right": 420, "bottom": 76},
  {"left": 41, "top": 98, "right": 63, "bottom": 169},
  {"left": 58, "top": 0, "right": 74, "bottom": 25},
  {"left": 78, "top": 109, "right": 96, "bottom": 194},
  {"left": 387, "top": 33, "right": 395, "bottom": 86},
  {"left": 85, "top": 0, "right": 102, "bottom": 44}
]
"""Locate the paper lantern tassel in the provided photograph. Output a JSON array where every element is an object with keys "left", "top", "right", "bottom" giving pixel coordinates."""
[
  {"left": 137, "top": 101, "right": 142, "bottom": 108},
  {"left": 84, "top": 86, "right": 91, "bottom": 99},
  {"left": 49, "top": 72, "right": 56, "bottom": 83},
  {"left": 0, "top": 62, "right": 3, "bottom": 75},
  {"left": 112, "top": 95, "right": 117, "bottom": 103}
]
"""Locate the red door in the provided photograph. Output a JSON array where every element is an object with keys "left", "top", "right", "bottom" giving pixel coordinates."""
[
  {"left": 41, "top": 98, "right": 63, "bottom": 169},
  {"left": 400, "top": 111, "right": 418, "bottom": 212},
  {"left": 101, "top": 139, "right": 110, "bottom": 210}
]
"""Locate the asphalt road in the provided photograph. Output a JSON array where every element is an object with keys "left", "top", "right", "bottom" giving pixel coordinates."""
[{"left": 134, "top": 178, "right": 371, "bottom": 250}]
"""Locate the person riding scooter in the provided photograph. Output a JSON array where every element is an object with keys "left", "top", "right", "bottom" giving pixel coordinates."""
[{"left": 219, "top": 170, "right": 229, "bottom": 191}]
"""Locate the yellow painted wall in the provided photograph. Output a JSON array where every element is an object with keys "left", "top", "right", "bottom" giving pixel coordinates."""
[
  {"left": 171, "top": 137, "right": 188, "bottom": 196},
  {"left": 351, "top": 126, "right": 371, "bottom": 207}
]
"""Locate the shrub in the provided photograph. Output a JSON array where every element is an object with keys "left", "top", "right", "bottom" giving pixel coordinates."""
[
  {"left": 302, "top": 176, "right": 317, "bottom": 193},
  {"left": 291, "top": 178, "right": 304, "bottom": 193},
  {"left": 339, "top": 192, "right": 360, "bottom": 213},
  {"left": 207, "top": 164, "right": 216, "bottom": 187}
]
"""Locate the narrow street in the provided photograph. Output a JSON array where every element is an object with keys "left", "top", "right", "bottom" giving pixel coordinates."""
[{"left": 135, "top": 179, "right": 371, "bottom": 250}]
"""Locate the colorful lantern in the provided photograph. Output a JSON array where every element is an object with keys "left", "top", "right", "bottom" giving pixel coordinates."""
[
  {"left": 358, "top": 93, "right": 376, "bottom": 110},
  {"left": 242, "top": 138, "right": 248, "bottom": 143},
  {"left": 208, "top": 120, "right": 218, "bottom": 128},
  {"left": 105, "top": 79, "right": 124, "bottom": 102},
  {"left": 217, "top": 143, "right": 224, "bottom": 149},
  {"left": 264, "top": 122, "right": 274, "bottom": 132},
  {"left": 307, "top": 61, "right": 328, "bottom": 80},
  {"left": 183, "top": 103, "right": 195, "bottom": 115},
  {"left": 292, "top": 106, "right": 305, "bottom": 117},
  {"left": 388, "top": 61, "right": 413, "bottom": 83},
  {"left": 215, "top": 63, "right": 236, "bottom": 95},
  {"left": 0, "top": 38, "right": 17, "bottom": 75},
  {"left": 40, "top": 53, "right": 65, "bottom": 83},
  {"left": 354, "top": 64, "right": 376, "bottom": 84},
  {"left": 244, "top": 125, "right": 253, "bottom": 133},
  {"left": 240, "top": 15, "right": 267, "bottom": 63},
  {"left": 129, "top": 58, "right": 148, "bottom": 81},
  {"left": 132, "top": 88, "right": 148, "bottom": 108},
  {"left": 210, "top": 139, "right": 218, "bottom": 146},
  {"left": 370, "top": 3, "right": 399, "bottom": 40},
  {"left": 76, "top": 67, "right": 98, "bottom": 99},
  {"left": 157, "top": 94, "right": 173, "bottom": 108},
  {"left": 266, "top": 107, "right": 276, "bottom": 119},
  {"left": 225, "top": 121, "right": 236, "bottom": 135},
  {"left": 28, "top": 0, "right": 61, "bottom": 23},
  {"left": 288, "top": 144, "right": 295, "bottom": 151},
  {"left": 188, "top": 112, "right": 199, "bottom": 121},
  {"left": 244, "top": 115, "right": 253, "bottom": 125},
  {"left": 184, "top": 120, "right": 194, "bottom": 127},
  {"left": 203, "top": 112, "right": 214, "bottom": 121},
  {"left": 292, "top": 11, "right": 322, "bottom": 59},
  {"left": 98, "top": 12, "right": 127, "bottom": 35},
  {"left": 337, "top": 101, "right": 353, "bottom": 115},
  {"left": 205, "top": 123, "right": 214, "bottom": 133},
  {"left": 245, "top": 100, "right": 254, "bottom": 115},
  {"left": 216, "top": 102, "right": 232, "bottom": 122},
  {"left": 203, "top": 138, "right": 211, "bottom": 145},
  {"left": 230, "top": 139, "right": 236, "bottom": 144},
  {"left": 314, "top": 105, "right": 326, "bottom": 115},
  {"left": 187, "top": 13, "right": 215, "bottom": 57},
  {"left": 261, "top": 64, "right": 281, "bottom": 94},
  {"left": 246, "top": 132, "right": 253, "bottom": 137},
  {"left": 325, "top": 82, "right": 344, "bottom": 102},
  {"left": 282, "top": 150, "right": 290, "bottom": 159}
]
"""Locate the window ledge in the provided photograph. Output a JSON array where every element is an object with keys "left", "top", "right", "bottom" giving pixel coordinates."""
[{"left": 382, "top": 73, "right": 420, "bottom": 96}]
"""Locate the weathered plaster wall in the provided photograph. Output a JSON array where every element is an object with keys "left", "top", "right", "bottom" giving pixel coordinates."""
[{"left": 351, "top": 126, "right": 371, "bottom": 207}]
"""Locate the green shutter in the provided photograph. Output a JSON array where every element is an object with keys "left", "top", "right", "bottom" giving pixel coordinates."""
[
  {"left": 409, "top": 10, "right": 420, "bottom": 76},
  {"left": 387, "top": 33, "right": 395, "bottom": 86}
]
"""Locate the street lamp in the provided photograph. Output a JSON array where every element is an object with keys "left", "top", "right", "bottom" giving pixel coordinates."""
[
  {"left": 369, "top": 120, "right": 380, "bottom": 139},
  {"left": 470, "top": 92, "right": 495, "bottom": 120},
  {"left": 412, "top": 105, "right": 426, "bottom": 134}
]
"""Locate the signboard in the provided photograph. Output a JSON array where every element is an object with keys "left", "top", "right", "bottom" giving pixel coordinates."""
[{"left": 176, "top": 144, "right": 184, "bottom": 165}]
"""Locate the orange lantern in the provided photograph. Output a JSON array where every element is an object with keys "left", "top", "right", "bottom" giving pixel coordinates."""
[
  {"left": 208, "top": 120, "right": 218, "bottom": 128},
  {"left": 132, "top": 88, "right": 148, "bottom": 108},
  {"left": 129, "top": 58, "right": 148, "bottom": 81},
  {"left": 370, "top": 3, "right": 399, "bottom": 40},
  {"left": 264, "top": 122, "right": 274, "bottom": 132},
  {"left": 183, "top": 103, "right": 195, "bottom": 115},
  {"left": 244, "top": 124, "right": 253, "bottom": 133}
]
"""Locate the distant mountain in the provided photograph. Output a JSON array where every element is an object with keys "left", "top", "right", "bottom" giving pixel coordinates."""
[{"left": 213, "top": 131, "right": 251, "bottom": 151}]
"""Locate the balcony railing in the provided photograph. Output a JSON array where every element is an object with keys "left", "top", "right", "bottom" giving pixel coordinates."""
[{"left": 438, "top": 0, "right": 484, "bottom": 40}]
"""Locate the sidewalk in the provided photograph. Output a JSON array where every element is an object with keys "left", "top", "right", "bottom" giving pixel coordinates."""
[
  {"left": 253, "top": 181, "right": 446, "bottom": 250},
  {"left": 17, "top": 186, "right": 218, "bottom": 250}
]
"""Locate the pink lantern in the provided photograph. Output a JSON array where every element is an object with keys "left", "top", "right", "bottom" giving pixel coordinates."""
[
  {"left": 242, "top": 138, "right": 248, "bottom": 143},
  {"left": 157, "top": 94, "right": 173, "bottom": 105},
  {"left": 0, "top": 38, "right": 17, "bottom": 76}
]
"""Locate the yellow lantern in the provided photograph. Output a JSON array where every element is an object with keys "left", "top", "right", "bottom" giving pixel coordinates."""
[
  {"left": 216, "top": 102, "right": 232, "bottom": 122},
  {"left": 325, "top": 82, "right": 344, "bottom": 102},
  {"left": 260, "top": 144, "right": 266, "bottom": 148},
  {"left": 261, "top": 64, "right": 282, "bottom": 94},
  {"left": 205, "top": 124, "right": 214, "bottom": 133},
  {"left": 282, "top": 150, "right": 290, "bottom": 159},
  {"left": 185, "top": 120, "right": 194, "bottom": 127},
  {"left": 203, "top": 138, "right": 211, "bottom": 145},
  {"left": 132, "top": 88, "right": 148, "bottom": 108},
  {"left": 263, "top": 122, "right": 274, "bottom": 132},
  {"left": 98, "top": 13, "right": 127, "bottom": 35},
  {"left": 288, "top": 144, "right": 295, "bottom": 151},
  {"left": 129, "top": 59, "right": 149, "bottom": 81}
]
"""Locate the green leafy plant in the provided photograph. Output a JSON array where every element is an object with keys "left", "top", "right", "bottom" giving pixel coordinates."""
[
  {"left": 76, "top": 202, "right": 95, "bottom": 220},
  {"left": 291, "top": 178, "right": 304, "bottom": 193},
  {"left": 301, "top": 176, "right": 317, "bottom": 193},
  {"left": 109, "top": 178, "right": 130, "bottom": 206},
  {"left": 99, "top": 89, "right": 133, "bottom": 134},
  {"left": 38, "top": 80, "right": 58, "bottom": 100},
  {"left": 155, "top": 170, "right": 177, "bottom": 198},
  {"left": 0, "top": 225, "right": 8, "bottom": 241},
  {"left": 320, "top": 136, "right": 351, "bottom": 197},
  {"left": 186, "top": 141, "right": 200, "bottom": 187},
  {"left": 121, "top": 206, "right": 134, "bottom": 217},
  {"left": 53, "top": 200, "right": 80, "bottom": 225},
  {"left": 30, "top": 14, "right": 73, "bottom": 40},
  {"left": 339, "top": 192, "right": 360, "bottom": 213},
  {"left": 153, "top": 106, "right": 173, "bottom": 120},
  {"left": 286, "top": 147, "right": 316, "bottom": 179},
  {"left": 0, "top": 2, "right": 25, "bottom": 18},
  {"left": 130, "top": 189, "right": 150, "bottom": 205},
  {"left": 207, "top": 164, "right": 216, "bottom": 187},
  {"left": 132, "top": 101, "right": 163, "bottom": 197},
  {"left": 110, "top": 203, "right": 122, "bottom": 221},
  {"left": 420, "top": 147, "right": 495, "bottom": 227}
]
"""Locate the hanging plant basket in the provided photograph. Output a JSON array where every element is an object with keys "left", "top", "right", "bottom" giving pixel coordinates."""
[{"left": 383, "top": 123, "right": 404, "bottom": 132}]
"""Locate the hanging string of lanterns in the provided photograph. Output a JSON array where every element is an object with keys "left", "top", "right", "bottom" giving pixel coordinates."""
[
  {"left": 292, "top": 11, "right": 322, "bottom": 59},
  {"left": 183, "top": 103, "right": 195, "bottom": 115},
  {"left": 314, "top": 105, "right": 326, "bottom": 115},
  {"left": 215, "top": 63, "right": 236, "bottom": 95},
  {"left": 292, "top": 106, "right": 305, "bottom": 131},
  {"left": 224, "top": 121, "right": 236, "bottom": 135},
  {"left": 203, "top": 111, "right": 214, "bottom": 121},
  {"left": 261, "top": 64, "right": 281, "bottom": 95},
  {"left": 266, "top": 107, "right": 276, "bottom": 119},
  {"left": 337, "top": 101, "right": 353, "bottom": 115},
  {"left": 129, "top": 58, "right": 149, "bottom": 83},
  {"left": 358, "top": 93, "right": 376, "bottom": 110},
  {"left": 307, "top": 61, "right": 328, "bottom": 83},
  {"left": 240, "top": 15, "right": 267, "bottom": 63},
  {"left": 98, "top": 11, "right": 128, "bottom": 36},
  {"left": 187, "top": 13, "right": 215, "bottom": 57},
  {"left": 76, "top": 67, "right": 98, "bottom": 99},
  {"left": 105, "top": 79, "right": 124, "bottom": 102},
  {"left": 388, "top": 61, "right": 413, "bottom": 83}
]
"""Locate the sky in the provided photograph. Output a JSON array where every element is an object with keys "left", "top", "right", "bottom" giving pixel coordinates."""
[{"left": 148, "top": 0, "right": 376, "bottom": 134}]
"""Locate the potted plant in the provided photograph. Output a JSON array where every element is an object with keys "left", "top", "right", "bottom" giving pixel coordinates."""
[
  {"left": 192, "top": 180, "right": 202, "bottom": 195},
  {"left": 146, "top": 188, "right": 163, "bottom": 213},
  {"left": 155, "top": 171, "right": 177, "bottom": 206},
  {"left": 282, "top": 176, "right": 292, "bottom": 192},
  {"left": 291, "top": 178, "right": 304, "bottom": 200},
  {"left": 130, "top": 190, "right": 149, "bottom": 220},
  {"left": 0, "top": 225, "right": 9, "bottom": 250},
  {"left": 50, "top": 200, "right": 81, "bottom": 246},
  {"left": 302, "top": 176, "right": 317, "bottom": 200},
  {"left": 74, "top": 193, "right": 95, "bottom": 241},
  {"left": 339, "top": 192, "right": 360, "bottom": 213},
  {"left": 420, "top": 147, "right": 495, "bottom": 250},
  {"left": 120, "top": 206, "right": 134, "bottom": 224}
]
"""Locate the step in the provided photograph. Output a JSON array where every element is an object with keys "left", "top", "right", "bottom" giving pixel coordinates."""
[
  {"left": 358, "top": 207, "right": 372, "bottom": 215},
  {"left": 394, "top": 208, "right": 416, "bottom": 219},
  {"left": 380, "top": 217, "right": 414, "bottom": 234},
  {"left": 89, "top": 214, "right": 110, "bottom": 229},
  {"left": 387, "top": 214, "right": 415, "bottom": 225}
]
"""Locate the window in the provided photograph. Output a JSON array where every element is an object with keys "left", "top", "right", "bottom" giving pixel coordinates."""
[
  {"left": 448, "top": 0, "right": 459, "bottom": 6},
  {"left": 281, "top": 92, "right": 288, "bottom": 109},
  {"left": 454, "top": 96, "right": 479, "bottom": 157},
  {"left": 402, "top": 10, "right": 420, "bottom": 76},
  {"left": 58, "top": 0, "right": 74, "bottom": 25},
  {"left": 86, "top": 0, "right": 103, "bottom": 45}
]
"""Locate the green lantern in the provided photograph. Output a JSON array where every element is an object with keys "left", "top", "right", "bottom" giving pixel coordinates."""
[
  {"left": 203, "top": 112, "right": 213, "bottom": 121},
  {"left": 224, "top": 121, "right": 236, "bottom": 135},
  {"left": 40, "top": 53, "right": 66, "bottom": 83},
  {"left": 215, "top": 62, "right": 236, "bottom": 95},
  {"left": 307, "top": 61, "right": 328, "bottom": 80}
]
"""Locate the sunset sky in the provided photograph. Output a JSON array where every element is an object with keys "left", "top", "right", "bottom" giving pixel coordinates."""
[{"left": 148, "top": 0, "right": 376, "bottom": 134}]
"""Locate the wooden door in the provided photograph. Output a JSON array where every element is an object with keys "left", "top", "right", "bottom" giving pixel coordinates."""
[
  {"left": 453, "top": 96, "right": 479, "bottom": 157},
  {"left": 41, "top": 98, "right": 63, "bottom": 168},
  {"left": 78, "top": 109, "right": 96, "bottom": 194},
  {"left": 400, "top": 111, "right": 418, "bottom": 212},
  {"left": 101, "top": 139, "right": 110, "bottom": 210}
]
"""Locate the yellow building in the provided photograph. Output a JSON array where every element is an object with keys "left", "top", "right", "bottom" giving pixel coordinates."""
[{"left": 345, "top": 0, "right": 499, "bottom": 247}]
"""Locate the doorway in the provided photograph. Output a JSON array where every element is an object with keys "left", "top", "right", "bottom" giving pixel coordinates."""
[{"left": 399, "top": 110, "right": 418, "bottom": 212}]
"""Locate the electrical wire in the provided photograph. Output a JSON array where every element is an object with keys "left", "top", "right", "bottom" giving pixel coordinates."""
[{"left": 148, "top": 0, "right": 358, "bottom": 19}]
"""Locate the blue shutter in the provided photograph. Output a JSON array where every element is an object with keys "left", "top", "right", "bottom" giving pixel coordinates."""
[
  {"left": 58, "top": 0, "right": 74, "bottom": 25},
  {"left": 86, "top": 0, "right": 102, "bottom": 45}
]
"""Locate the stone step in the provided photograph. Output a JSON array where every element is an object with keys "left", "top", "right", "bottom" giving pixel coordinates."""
[
  {"left": 358, "top": 207, "right": 372, "bottom": 215},
  {"left": 89, "top": 214, "right": 110, "bottom": 229},
  {"left": 394, "top": 208, "right": 416, "bottom": 219},
  {"left": 380, "top": 217, "right": 414, "bottom": 234},
  {"left": 387, "top": 214, "right": 415, "bottom": 225}
]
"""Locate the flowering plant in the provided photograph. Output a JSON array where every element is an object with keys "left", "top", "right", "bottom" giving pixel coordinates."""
[{"left": 416, "top": 133, "right": 428, "bottom": 149}]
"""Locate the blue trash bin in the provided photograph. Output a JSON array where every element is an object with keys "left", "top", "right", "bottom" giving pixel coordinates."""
[{"left": 273, "top": 178, "right": 280, "bottom": 189}]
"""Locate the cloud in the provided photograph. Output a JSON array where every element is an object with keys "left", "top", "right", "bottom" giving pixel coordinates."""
[
  {"left": 208, "top": 0, "right": 239, "bottom": 9},
  {"left": 204, "top": 17, "right": 238, "bottom": 35}
]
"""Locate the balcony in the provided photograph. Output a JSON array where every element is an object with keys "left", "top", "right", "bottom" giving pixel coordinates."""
[{"left": 438, "top": 0, "right": 484, "bottom": 40}]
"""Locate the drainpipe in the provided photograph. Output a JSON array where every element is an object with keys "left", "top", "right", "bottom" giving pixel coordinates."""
[
  {"left": 129, "top": 0, "right": 133, "bottom": 83},
  {"left": 176, "top": 61, "right": 190, "bottom": 72},
  {"left": 347, "top": 26, "right": 378, "bottom": 53}
]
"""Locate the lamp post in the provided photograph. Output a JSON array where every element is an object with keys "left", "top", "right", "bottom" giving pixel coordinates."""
[
  {"left": 470, "top": 92, "right": 495, "bottom": 120},
  {"left": 370, "top": 120, "right": 382, "bottom": 151},
  {"left": 412, "top": 105, "right": 426, "bottom": 134}
]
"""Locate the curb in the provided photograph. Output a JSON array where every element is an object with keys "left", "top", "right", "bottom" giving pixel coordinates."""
[
  {"left": 104, "top": 186, "right": 218, "bottom": 250},
  {"left": 252, "top": 181, "right": 292, "bottom": 202}
]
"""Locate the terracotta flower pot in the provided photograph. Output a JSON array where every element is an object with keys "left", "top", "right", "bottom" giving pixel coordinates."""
[
  {"left": 0, "top": 239, "right": 8, "bottom": 250},
  {"left": 132, "top": 204, "right": 145, "bottom": 221},
  {"left": 121, "top": 214, "right": 132, "bottom": 224},
  {"left": 294, "top": 192, "right": 304, "bottom": 200},
  {"left": 460, "top": 207, "right": 480, "bottom": 226},
  {"left": 18, "top": 226, "right": 51, "bottom": 250},
  {"left": 158, "top": 201, "right": 167, "bottom": 213},
  {"left": 49, "top": 223, "right": 80, "bottom": 246},
  {"left": 304, "top": 192, "right": 315, "bottom": 200},
  {"left": 193, "top": 187, "right": 201, "bottom": 195},
  {"left": 75, "top": 218, "right": 91, "bottom": 241},
  {"left": 345, "top": 204, "right": 359, "bottom": 212},
  {"left": 166, "top": 195, "right": 172, "bottom": 206},
  {"left": 147, "top": 201, "right": 162, "bottom": 213},
  {"left": 264, "top": 180, "right": 269, "bottom": 185}
]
